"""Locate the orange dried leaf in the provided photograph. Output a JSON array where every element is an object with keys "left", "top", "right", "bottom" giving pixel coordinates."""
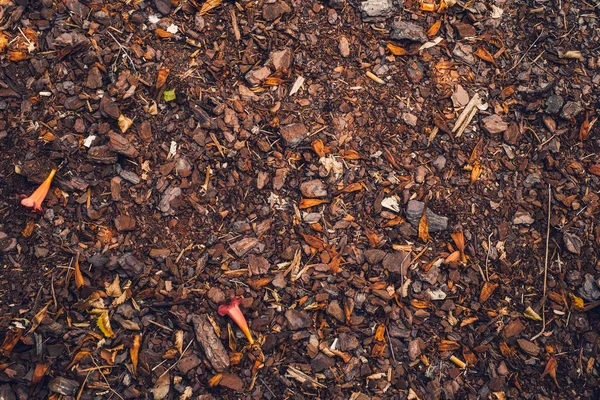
[
  {"left": 299, "top": 198, "right": 329, "bottom": 209},
  {"left": 0, "top": 32, "right": 8, "bottom": 52},
  {"left": 383, "top": 216, "right": 404, "bottom": 227},
  {"left": 74, "top": 253, "right": 85, "bottom": 289},
  {"left": 479, "top": 281, "right": 498, "bottom": 303},
  {"left": 374, "top": 324, "right": 386, "bottom": 341},
  {"left": 249, "top": 277, "right": 273, "bottom": 288},
  {"left": 411, "top": 299, "right": 430, "bottom": 309},
  {"left": 155, "top": 29, "right": 173, "bottom": 38},
  {"left": 471, "top": 162, "right": 482, "bottom": 183},
  {"left": 499, "top": 342, "right": 516, "bottom": 357},
  {"left": 329, "top": 254, "right": 342, "bottom": 275},
  {"left": 311, "top": 139, "right": 326, "bottom": 157},
  {"left": 342, "top": 182, "right": 363, "bottom": 193},
  {"left": 340, "top": 149, "right": 363, "bottom": 160},
  {"left": 541, "top": 356, "right": 559, "bottom": 387},
  {"left": 31, "top": 363, "right": 49, "bottom": 385},
  {"left": 0, "top": 329, "right": 23, "bottom": 357},
  {"left": 9, "top": 51, "right": 28, "bottom": 62},
  {"left": 579, "top": 113, "right": 590, "bottom": 141},
  {"left": 230, "top": 352, "right": 243, "bottom": 365},
  {"left": 97, "top": 311, "right": 114, "bottom": 337},
  {"left": 418, "top": 212, "right": 431, "bottom": 242},
  {"left": 386, "top": 43, "right": 407, "bottom": 56},
  {"left": 66, "top": 351, "right": 91, "bottom": 370},
  {"left": 427, "top": 20, "right": 442, "bottom": 37},
  {"left": 200, "top": 0, "right": 223, "bottom": 15},
  {"left": 156, "top": 67, "right": 170, "bottom": 89},
  {"left": 569, "top": 293, "right": 585, "bottom": 310},
  {"left": 263, "top": 77, "right": 285, "bottom": 86},
  {"left": 438, "top": 340, "right": 461, "bottom": 351},
  {"left": 445, "top": 250, "right": 461, "bottom": 264},
  {"left": 301, "top": 233, "right": 326, "bottom": 251},
  {"left": 209, "top": 373, "right": 223, "bottom": 387},
  {"left": 131, "top": 334, "right": 140, "bottom": 376},
  {"left": 450, "top": 231, "right": 465, "bottom": 252},
  {"left": 474, "top": 47, "right": 497, "bottom": 66},
  {"left": 365, "top": 229, "right": 381, "bottom": 247}
]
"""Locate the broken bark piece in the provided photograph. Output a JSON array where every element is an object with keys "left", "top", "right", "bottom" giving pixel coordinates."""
[
  {"left": 405, "top": 200, "right": 448, "bottom": 232},
  {"left": 300, "top": 179, "right": 327, "bottom": 198},
  {"left": 108, "top": 131, "right": 139, "bottom": 158},
  {"left": 99, "top": 95, "right": 120, "bottom": 120},
  {"left": 114, "top": 215, "right": 136, "bottom": 232},
  {"left": 88, "top": 145, "right": 118, "bottom": 164},
  {"left": 230, "top": 237, "right": 259, "bottom": 257},
  {"left": 190, "top": 314, "right": 230, "bottom": 372},
  {"left": 390, "top": 19, "right": 427, "bottom": 43},
  {"left": 280, "top": 123, "right": 308, "bottom": 147},
  {"left": 263, "top": 1, "right": 291, "bottom": 21},
  {"left": 285, "top": 309, "right": 312, "bottom": 330},
  {"left": 482, "top": 114, "right": 509, "bottom": 134}
]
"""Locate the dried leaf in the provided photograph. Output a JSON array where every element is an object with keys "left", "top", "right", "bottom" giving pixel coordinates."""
[
  {"left": 329, "top": 254, "right": 342, "bottom": 275},
  {"left": 249, "top": 277, "right": 273, "bottom": 288},
  {"left": 0, "top": 32, "right": 8, "bottom": 52},
  {"left": 523, "top": 306, "right": 542, "bottom": 321},
  {"left": 199, "top": 0, "right": 223, "bottom": 15},
  {"left": 541, "top": 356, "right": 559, "bottom": 387},
  {"left": 579, "top": 113, "right": 590, "bottom": 141},
  {"left": 479, "top": 281, "right": 498, "bottom": 303},
  {"left": 66, "top": 351, "right": 91, "bottom": 370},
  {"left": 386, "top": 43, "right": 407, "bottom": 56},
  {"left": 9, "top": 51, "right": 28, "bottom": 62},
  {"left": 342, "top": 182, "right": 363, "bottom": 193},
  {"left": 156, "top": 67, "right": 170, "bottom": 89},
  {"left": 421, "top": 2, "right": 437, "bottom": 12},
  {"left": 427, "top": 20, "right": 442, "bottom": 37},
  {"left": 438, "top": 340, "right": 461, "bottom": 351},
  {"left": 31, "top": 363, "right": 50, "bottom": 385},
  {"left": 299, "top": 198, "right": 329, "bottom": 209},
  {"left": 418, "top": 211, "right": 431, "bottom": 242},
  {"left": 155, "top": 28, "right": 173, "bottom": 38},
  {"left": 208, "top": 373, "right": 223, "bottom": 387},
  {"left": 27, "top": 302, "right": 50, "bottom": 335},
  {"left": 558, "top": 50, "right": 582, "bottom": 60},
  {"left": 444, "top": 250, "right": 461, "bottom": 264},
  {"left": 311, "top": 139, "right": 326, "bottom": 158},
  {"left": 450, "top": 231, "right": 466, "bottom": 261},
  {"left": 471, "top": 162, "right": 483, "bottom": 183},
  {"left": 301, "top": 233, "right": 326, "bottom": 251},
  {"left": 163, "top": 89, "right": 176, "bottom": 102},
  {"left": 118, "top": 114, "right": 133, "bottom": 133},
  {"left": 22, "top": 220, "right": 35, "bottom": 237},
  {"left": 97, "top": 311, "right": 114, "bottom": 337},
  {"left": 74, "top": 253, "right": 85, "bottom": 289},
  {"left": 0, "top": 329, "right": 22, "bottom": 357},
  {"left": 569, "top": 293, "right": 585, "bottom": 310},
  {"left": 474, "top": 47, "right": 497, "bottom": 66},
  {"left": 340, "top": 149, "right": 363, "bottom": 160},
  {"left": 105, "top": 275, "right": 122, "bottom": 297},
  {"left": 174, "top": 330, "right": 184, "bottom": 354},
  {"left": 365, "top": 229, "right": 381, "bottom": 247},
  {"left": 411, "top": 299, "right": 430, "bottom": 309},
  {"left": 460, "top": 316, "right": 479, "bottom": 327},
  {"left": 499, "top": 342, "right": 516, "bottom": 357}
]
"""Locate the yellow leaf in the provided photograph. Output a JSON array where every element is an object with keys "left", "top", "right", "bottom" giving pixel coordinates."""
[
  {"left": 523, "top": 306, "right": 542, "bottom": 321},
  {"left": 118, "top": 114, "right": 133, "bottom": 133},
  {"left": 386, "top": 43, "right": 407, "bottom": 56},
  {"left": 105, "top": 275, "right": 122, "bottom": 298},
  {"left": 444, "top": 250, "right": 461, "bottom": 264},
  {"left": 460, "top": 316, "right": 478, "bottom": 327},
  {"left": 0, "top": 32, "right": 8, "bottom": 52},
  {"left": 569, "top": 293, "right": 584, "bottom": 310},
  {"left": 97, "top": 311, "right": 114, "bottom": 337},
  {"left": 421, "top": 2, "right": 437, "bottom": 11},
  {"left": 199, "top": 0, "right": 223, "bottom": 15}
]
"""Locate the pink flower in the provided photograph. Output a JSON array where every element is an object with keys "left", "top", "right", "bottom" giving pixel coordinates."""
[
  {"left": 21, "top": 169, "right": 56, "bottom": 212},
  {"left": 218, "top": 297, "right": 254, "bottom": 345}
]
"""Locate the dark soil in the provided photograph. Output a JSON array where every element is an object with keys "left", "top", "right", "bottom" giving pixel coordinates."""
[{"left": 1, "top": 0, "right": 599, "bottom": 399}]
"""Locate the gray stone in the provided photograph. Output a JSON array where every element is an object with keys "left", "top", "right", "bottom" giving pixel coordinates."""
[
  {"left": 405, "top": 200, "right": 448, "bottom": 232},
  {"left": 579, "top": 274, "right": 600, "bottom": 301},
  {"left": 361, "top": 0, "right": 395, "bottom": 19},
  {"left": 390, "top": 19, "right": 427, "bottom": 42},
  {"left": 545, "top": 95, "right": 564, "bottom": 115}
]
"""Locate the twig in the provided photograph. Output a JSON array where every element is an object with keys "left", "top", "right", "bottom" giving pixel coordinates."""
[
  {"left": 505, "top": 29, "right": 545, "bottom": 74},
  {"left": 484, "top": 232, "right": 493, "bottom": 281},
  {"left": 531, "top": 185, "right": 552, "bottom": 341},
  {"left": 386, "top": 324, "right": 397, "bottom": 364},
  {"left": 107, "top": 32, "right": 137, "bottom": 73},
  {"left": 158, "top": 340, "right": 194, "bottom": 379}
]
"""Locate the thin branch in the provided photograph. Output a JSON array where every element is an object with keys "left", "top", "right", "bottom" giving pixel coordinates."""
[
  {"left": 531, "top": 185, "right": 552, "bottom": 341},
  {"left": 158, "top": 340, "right": 194, "bottom": 379}
]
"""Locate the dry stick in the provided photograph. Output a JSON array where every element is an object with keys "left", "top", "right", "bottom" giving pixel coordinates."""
[
  {"left": 158, "top": 339, "right": 194, "bottom": 379},
  {"left": 386, "top": 324, "right": 397, "bottom": 364},
  {"left": 531, "top": 185, "right": 552, "bottom": 341},
  {"left": 505, "top": 29, "right": 545, "bottom": 74},
  {"left": 484, "top": 232, "right": 493, "bottom": 281}
]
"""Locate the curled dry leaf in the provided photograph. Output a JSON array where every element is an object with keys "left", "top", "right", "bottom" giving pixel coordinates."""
[
  {"left": 299, "top": 198, "right": 329, "bottom": 209},
  {"left": 450, "top": 231, "right": 466, "bottom": 262},
  {"left": 471, "top": 162, "right": 483, "bottom": 183},
  {"left": 131, "top": 334, "right": 140, "bottom": 376},
  {"left": 578, "top": 112, "right": 591, "bottom": 141},
  {"left": 479, "top": 281, "right": 498, "bottom": 303},
  {"left": 97, "top": 311, "right": 114, "bottom": 337},
  {"left": 105, "top": 275, "right": 122, "bottom": 297},
  {"left": 474, "top": 47, "right": 497, "bottom": 66},
  {"left": 523, "top": 306, "right": 542, "bottom": 321},
  {"left": 156, "top": 67, "right": 170, "bottom": 89},
  {"left": 209, "top": 373, "right": 223, "bottom": 387},
  {"left": 301, "top": 233, "right": 326, "bottom": 251},
  {"left": 460, "top": 316, "right": 479, "bottom": 327},
  {"left": 569, "top": 293, "right": 584, "bottom": 310},
  {"left": 342, "top": 182, "right": 363, "bottom": 193},
  {"left": 74, "top": 253, "right": 85, "bottom": 289},
  {"left": 118, "top": 114, "right": 133, "bottom": 133},
  {"left": 175, "top": 330, "right": 184, "bottom": 354},
  {"left": 541, "top": 356, "right": 559, "bottom": 387},
  {"left": 438, "top": 340, "right": 461, "bottom": 351},
  {"left": 340, "top": 149, "right": 363, "bottom": 160}
]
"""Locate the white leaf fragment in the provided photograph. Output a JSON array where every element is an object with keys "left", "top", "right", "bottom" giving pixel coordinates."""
[
  {"left": 289, "top": 76, "right": 305, "bottom": 96},
  {"left": 491, "top": 5, "right": 504, "bottom": 19},
  {"left": 381, "top": 196, "right": 400, "bottom": 213},
  {"left": 83, "top": 135, "right": 96, "bottom": 148},
  {"left": 168, "top": 141, "right": 177, "bottom": 160},
  {"left": 419, "top": 37, "right": 442, "bottom": 51}
]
